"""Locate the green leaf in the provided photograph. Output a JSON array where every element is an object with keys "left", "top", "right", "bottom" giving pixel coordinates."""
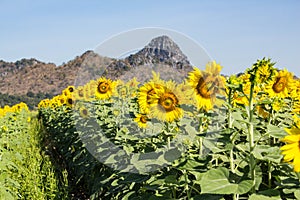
[
  {"left": 266, "top": 124, "right": 286, "bottom": 138},
  {"left": 237, "top": 180, "right": 255, "bottom": 194},
  {"left": 121, "top": 191, "right": 136, "bottom": 200},
  {"left": 248, "top": 194, "right": 281, "bottom": 200},
  {"left": 253, "top": 145, "right": 282, "bottom": 163},
  {"left": 191, "top": 194, "right": 224, "bottom": 200},
  {"left": 295, "top": 190, "right": 300, "bottom": 200},
  {"left": 199, "top": 167, "right": 254, "bottom": 195}
]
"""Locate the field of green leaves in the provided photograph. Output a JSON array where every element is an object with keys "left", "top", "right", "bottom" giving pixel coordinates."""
[{"left": 1, "top": 58, "right": 300, "bottom": 199}]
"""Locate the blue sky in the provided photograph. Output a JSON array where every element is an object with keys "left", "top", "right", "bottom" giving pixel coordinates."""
[{"left": 0, "top": 0, "right": 299, "bottom": 76}]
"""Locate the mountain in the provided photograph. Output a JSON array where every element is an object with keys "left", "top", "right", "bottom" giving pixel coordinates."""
[
  {"left": 0, "top": 35, "right": 193, "bottom": 108},
  {"left": 103, "top": 35, "right": 193, "bottom": 82}
]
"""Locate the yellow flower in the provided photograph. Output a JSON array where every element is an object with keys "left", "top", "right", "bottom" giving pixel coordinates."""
[
  {"left": 149, "top": 81, "right": 184, "bottom": 122},
  {"left": 95, "top": 77, "right": 118, "bottom": 100},
  {"left": 62, "top": 86, "right": 76, "bottom": 96},
  {"left": 266, "top": 69, "right": 294, "bottom": 99},
  {"left": 117, "top": 85, "right": 128, "bottom": 98},
  {"left": 290, "top": 79, "right": 300, "bottom": 99},
  {"left": 74, "top": 86, "right": 87, "bottom": 100},
  {"left": 12, "top": 102, "right": 29, "bottom": 112},
  {"left": 67, "top": 86, "right": 75, "bottom": 93},
  {"left": 138, "top": 81, "right": 163, "bottom": 114},
  {"left": 1, "top": 125, "right": 8, "bottom": 132},
  {"left": 257, "top": 104, "right": 270, "bottom": 119},
  {"left": 253, "top": 58, "right": 276, "bottom": 84},
  {"left": 38, "top": 99, "right": 51, "bottom": 108},
  {"left": 272, "top": 98, "right": 285, "bottom": 111},
  {"left": 79, "top": 106, "right": 89, "bottom": 118},
  {"left": 280, "top": 127, "right": 300, "bottom": 172},
  {"left": 188, "top": 61, "right": 225, "bottom": 110},
  {"left": 65, "top": 94, "right": 76, "bottom": 108},
  {"left": 126, "top": 77, "right": 140, "bottom": 88},
  {"left": 134, "top": 114, "right": 148, "bottom": 128}
]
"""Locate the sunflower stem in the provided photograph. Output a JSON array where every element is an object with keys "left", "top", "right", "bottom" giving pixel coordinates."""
[
  {"left": 268, "top": 161, "right": 272, "bottom": 188},
  {"left": 296, "top": 172, "right": 300, "bottom": 182},
  {"left": 228, "top": 88, "right": 235, "bottom": 173},
  {"left": 198, "top": 116, "right": 203, "bottom": 156},
  {"left": 248, "top": 81, "right": 256, "bottom": 193}
]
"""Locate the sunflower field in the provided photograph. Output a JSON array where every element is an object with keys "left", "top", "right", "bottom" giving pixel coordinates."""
[{"left": 2, "top": 58, "right": 300, "bottom": 199}]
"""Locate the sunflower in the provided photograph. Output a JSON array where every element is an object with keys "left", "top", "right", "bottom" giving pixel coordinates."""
[
  {"left": 65, "top": 94, "right": 76, "bottom": 108},
  {"left": 149, "top": 81, "right": 184, "bottom": 122},
  {"left": 38, "top": 99, "right": 50, "bottom": 108},
  {"left": 257, "top": 103, "right": 270, "bottom": 119},
  {"left": 82, "top": 81, "right": 96, "bottom": 101},
  {"left": 12, "top": 102, "right": 29, "bottom": 112},
  {"left": 290, "top": 79, "right": 300, "bottom": 99},
  {"left": 127, "top": 77, "right": 140, "bottom": 88},
  {"left": 188, "top": 61, "right": 225, "bottom": 110},
  {"left": 62, "top": 86, "right": 76, "bottom": 96},
  {"left": 177, "top": 81, "right": 195, "bottom": 105},
  {"left": 253, "top": 58, "right": 276, "bottom": 84},
  {"left": 74, "top": 86, "right": 87, "bottom": 100},
  {"left": 266, "top": 69, "right": 294, "bottom": 99},
  {"left": 280, "top": 126, "right": 300, "bottom": 172},
  {"left": 117, "top": 85, "right": 128, "bottom": 98},
  {"left": 79, "top": 106, "right": 89, "bottom": 118},
  {"left": 94, "top": 77, "right": 118, "bottom": 100},
  {"left": 134, "top": 114, "right": 148, "bottom": 128},
  {"left": 272, "top": 98, "right": 285, "bottom": 111},
  {"left": 138, "top": 81, "right": 164, "bottom": 114}
]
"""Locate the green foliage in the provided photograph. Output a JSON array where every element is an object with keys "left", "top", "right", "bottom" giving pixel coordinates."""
[
  {"left": 34, "top": 58, "right": 300, "bottom": 199},
  {"left": 0, "top": 92, "right": 54, "bottom": 110},
  {"left": 0, "top": 110, "right": 68, "bottom": 199}
]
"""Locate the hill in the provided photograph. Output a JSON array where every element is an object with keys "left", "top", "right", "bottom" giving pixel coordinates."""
[{"left": 0, "top": 35, "right": 193, "bottom": 108}]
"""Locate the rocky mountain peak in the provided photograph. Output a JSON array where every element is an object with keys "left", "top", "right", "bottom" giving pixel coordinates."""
[
  {"left": 125, "top": 35, "right": 191, "bottom": 69},
  {"left": 145, "top": 35, "right": 183, "bottom": 55}
]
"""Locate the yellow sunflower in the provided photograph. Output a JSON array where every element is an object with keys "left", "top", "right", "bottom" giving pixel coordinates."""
[
  {"left": 117, "top": 85, "right": 128, "bottom": 98},
  {"left": 127, "top": 77, "right": 140, "bottom": 88},
  {"left": 188, "top": 61, "right": 225, "bottom": 110},
  {"left": 73, "top": 86, "right": 87, "bottom": 100},
  {"left": 62, "top": 86, "right": 76, "bottom": 96},
  {"left": 149, "top": 81, "right": 184, "bottom": 122},
  {"left": 257, "top": 103, "right": 270, "bottom": 119},
  {"left": 79, "top": 106, "right": 89, "bottom": 118},
  {"left": 290, "top": 79, "right": 300, "bottom": 99},
  {"left": 82, "top": 81, "right": 96, "bottom": 101},
  {"left": 65, "top": 94, "right": 76, "bottom": 108},
  {"left": 38, "top": 99, "right": 51, "bottom": 108},
  {"left": 94, "top": 77, "right": 118, "bottom": 100},
  {"left": 134, "top": 114, "right": 148, "bottom": 128},
  {"left": 266, "top": 69, "right": 294, "bottom": 99},
  {"left": 138, "top": 81, "right": 164, "bottom": 114},
  {"left": 253, "top": 58, "right": 276, "bottom": 84},
  {"left": 280, "top": 126, "right": 300, "bottom": 172}
]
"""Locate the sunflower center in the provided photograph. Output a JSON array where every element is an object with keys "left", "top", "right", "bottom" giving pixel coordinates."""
[
  {"left": 159, "top": 93, "right": 178, "bottom": 112},
  {"left": 78, "top": 90, "right": 84, "bottom": 97},
  {"left": 82, "top": 109, "right": 88, "bottom": 116},
  {"left": 272, "top": 77, "right": 287, "bottom": 93},
  {"left": 98, "top": 82, "right": 110, "bottom": 94},
  {"left": 140, "top": 116, "right": 147, "bottom": 123},
  {"left": 67, "top": 98, "right": 74, "bottom": 105},
  {"left": 196, "top": 77, "right": 215, "bottom": 99},
  {"left": 60, "top": 98, "right": 65, "bottom": 104},
  {"left": 68, "top": 87, "right": 74, "bottom": 93}
]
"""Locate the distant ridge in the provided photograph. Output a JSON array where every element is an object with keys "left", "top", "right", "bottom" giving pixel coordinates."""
[{"left": 0, "top": 35, "right": 194, "bottom": 107}]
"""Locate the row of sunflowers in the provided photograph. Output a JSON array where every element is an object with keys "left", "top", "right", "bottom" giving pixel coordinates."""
[{"left": 36, "top": 58, "right": 300, "bottom": 199}]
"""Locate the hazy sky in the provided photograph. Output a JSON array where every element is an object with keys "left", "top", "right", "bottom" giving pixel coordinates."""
[{"left": 0, "top": 0, "right": 299, "bottom": 76}]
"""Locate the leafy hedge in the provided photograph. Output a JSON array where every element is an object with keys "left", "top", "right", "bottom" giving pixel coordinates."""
[{"left": 0, "top": 110, "right": 68, "bottom": 199}]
